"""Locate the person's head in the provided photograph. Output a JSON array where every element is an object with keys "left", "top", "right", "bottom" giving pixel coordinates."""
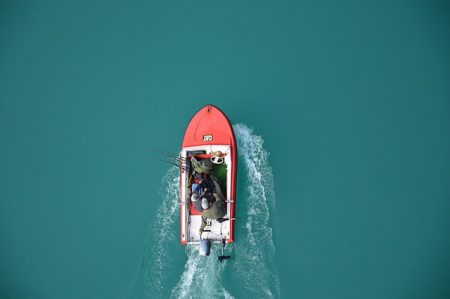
[
  {"left": 191, "top": 193, "right": 199, "bottom": 202},
  {"left": 201, "top": 198, "right": 209, "bottom": 210}
]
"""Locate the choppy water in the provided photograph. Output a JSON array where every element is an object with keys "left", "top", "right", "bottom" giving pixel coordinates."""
[{"left": 136, "top": 124, "right": 278, "bottom": 298}]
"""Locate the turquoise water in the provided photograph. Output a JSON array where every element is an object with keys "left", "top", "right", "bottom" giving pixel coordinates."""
[{"left": 1, "top": 1, "right": 450, "bottom": 298}]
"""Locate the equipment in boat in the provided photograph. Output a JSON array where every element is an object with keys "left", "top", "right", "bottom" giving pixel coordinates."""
[
  {"left": 198, "top": 232, "right": 231, "bottom": 262},
  {"left": 199, "top": 239, "right": 211, "bottom": 256}
]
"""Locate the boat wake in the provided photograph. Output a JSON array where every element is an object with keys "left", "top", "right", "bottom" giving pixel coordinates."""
[
  {"left": 135, "top": 124, "right": 279, "bottom": 299},
  {"left": 170, "top": 247, "right": 232, "bottom": 299},
  {"left": 232, "top": 124, "right": 279, "bottom": 298},
  {"left": 136, "top": 167, "right": 180, "bottom": 299}
]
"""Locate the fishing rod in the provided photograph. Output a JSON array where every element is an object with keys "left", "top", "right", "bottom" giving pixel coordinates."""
[
  {"left": 145, "top": 157, "right": 187, "bottom": 171},
  {"left": 151, "top": 148, "right": 187, "bottom": 162},
  {"left": 148, "top": 148, "right": 192, "bottom": 173},
  {"left": 151, "top": 148, "right": 181, "bottom": 158}
]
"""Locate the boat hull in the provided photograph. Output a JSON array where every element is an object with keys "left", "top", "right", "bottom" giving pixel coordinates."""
[{"left": 180, "top": 105, "right": 237, "bottom": 245}]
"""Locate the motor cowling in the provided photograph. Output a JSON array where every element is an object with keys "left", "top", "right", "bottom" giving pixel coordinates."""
[{"left": 199, "top": 239, "right": 211, "bottom": 256}]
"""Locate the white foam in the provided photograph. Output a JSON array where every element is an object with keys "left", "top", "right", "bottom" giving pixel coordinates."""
[
  {"left": 170, "top": 247, "right": 230, "bottom": 299},
  {"left": 143, "top": 167, "right": 180, "bottom": 297},
  {"left": 233, "top": 124, "right": 280, "bottom": 298},
  {"left": 140, "top": 123, "right": 279, "bottom": 299}
]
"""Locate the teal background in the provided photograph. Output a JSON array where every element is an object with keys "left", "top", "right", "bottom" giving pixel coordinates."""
[{"left": 1, "top": 1, "right": 449, "bottom": 298}]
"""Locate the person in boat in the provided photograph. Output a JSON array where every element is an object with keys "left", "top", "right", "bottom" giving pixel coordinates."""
[
  {"left": 190, "top": 174, "right": 215, "bottom": 212},
  {"left": 198, "top": 176, "right": 227, "bottom": 236},
  {"left": 198, "top": 194, "right": 226, "bottom": 236},
  {"left": 191, "top": 193, "right": 214, "bottom": 212},
  {"left": 190, "top": 193, "right": 202, "bottom": 212},
  {"left": 191, "top": 175, "right": 213, "bottom": 195}
]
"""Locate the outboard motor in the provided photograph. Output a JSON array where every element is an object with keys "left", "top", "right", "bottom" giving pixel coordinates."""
[{"left": 199, "top": 239, "right": 211, "bottom": 256}]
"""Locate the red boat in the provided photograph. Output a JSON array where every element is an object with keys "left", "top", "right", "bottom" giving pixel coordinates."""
[{"left": 180, "top": 105, "right": 237, "bottom": 260}]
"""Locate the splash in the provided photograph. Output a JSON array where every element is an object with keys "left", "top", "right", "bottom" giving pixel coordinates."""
[
  {"left": 170, "top": 247, "right": 230, "bottom": 299},
  {"left": 233, "top": 124, "right": 279, "bottom": 298},
  {"left": 138, "top": 166, "right": 180, "bottom": 299},
  {"left": 136, "top": 124, "right": 279, "bottom": 299}
]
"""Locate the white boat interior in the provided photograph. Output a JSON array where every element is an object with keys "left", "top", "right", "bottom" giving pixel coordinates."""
[{"left": 180, "top": 145, "right": 233, "bottom": 245}]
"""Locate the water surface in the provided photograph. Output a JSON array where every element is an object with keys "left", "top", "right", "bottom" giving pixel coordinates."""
[{"left": 1, "top": 1, "right": 450, "bottom": 298}]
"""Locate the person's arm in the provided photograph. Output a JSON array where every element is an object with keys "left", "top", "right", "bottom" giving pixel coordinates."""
[{"left": 212, "top": 179, "right": 225, "bottom": 201}]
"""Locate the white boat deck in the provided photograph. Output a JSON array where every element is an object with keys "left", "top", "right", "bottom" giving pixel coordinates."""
[
  {"left": 180, "top": 145, "right": 233, "bottom": 245},
  {"left": 187, "top": 215, "right": 231, "bottom": 244}
]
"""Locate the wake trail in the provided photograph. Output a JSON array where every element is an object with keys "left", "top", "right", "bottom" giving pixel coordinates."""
[
  {"left": 171, "top": 247, "right": 230, "bottom": 299},
  {"left": 140, "top": 167, "right": 180, "bottom": 298},
  {"left": 233, "top": 124, "right": 280, "bottom": 298},
  {"left": 138, "top": 123, "right": 279, "bottom": 299}
]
